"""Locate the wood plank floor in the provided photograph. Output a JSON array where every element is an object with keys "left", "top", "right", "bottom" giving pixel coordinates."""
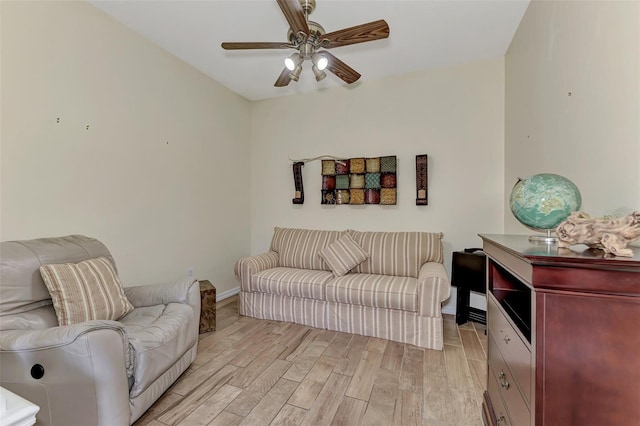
[{"left": 134, "top": 296, "right": 487, "bottom": 426}]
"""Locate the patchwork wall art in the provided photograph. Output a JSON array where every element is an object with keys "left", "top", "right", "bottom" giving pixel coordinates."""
[{"left": 321, "top": 156, "right": 397, "bottom": 205}]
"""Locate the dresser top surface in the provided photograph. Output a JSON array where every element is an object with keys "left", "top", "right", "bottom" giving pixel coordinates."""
[{"left": 479, "top": 234, "right": 640, "bottom": 267}]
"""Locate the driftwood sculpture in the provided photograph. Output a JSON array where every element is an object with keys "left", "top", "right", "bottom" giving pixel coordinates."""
[{"left": 556, "top": 211, "right": 640, "bottom": 257}]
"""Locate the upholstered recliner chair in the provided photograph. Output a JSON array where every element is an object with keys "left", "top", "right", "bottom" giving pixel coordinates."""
[{"left": 0, "top": 235, "right": 200, "bottom": 425}]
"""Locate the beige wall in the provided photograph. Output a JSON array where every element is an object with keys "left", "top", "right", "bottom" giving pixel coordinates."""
[
  {"left": 505, "top": 0, "right": 640, "bottom": 233},
  {"left": 251, "top": 58, "right": 506, "bottom": 312},
  {"left": 1, "top": 1, "right": 252, "bottom": 294}
]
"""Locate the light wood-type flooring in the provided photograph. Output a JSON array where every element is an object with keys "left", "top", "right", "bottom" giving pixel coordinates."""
[{"left": 134, "top": 296, "right": 487, "bottom": 426}]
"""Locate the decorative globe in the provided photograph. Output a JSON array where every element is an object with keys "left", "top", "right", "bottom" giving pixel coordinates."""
[{"left": 509, "top": 173, "right": 582, "bottom": 231}]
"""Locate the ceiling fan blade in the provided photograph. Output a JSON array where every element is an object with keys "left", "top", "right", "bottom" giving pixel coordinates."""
[
  {"left": 276, "top": 0, "right": 310, "bottom": 39},
  {"left": 274, "top": 67, "right": 292, "bottom": 87},
  {"left": 323, "top": 52, "right": 361, "bottom": 84},
  {"left": 320, "top": 19, "right": 390, "bottom": 49},
  {"left": 221, "top": 42, "right": 291, "bottom": 50}
]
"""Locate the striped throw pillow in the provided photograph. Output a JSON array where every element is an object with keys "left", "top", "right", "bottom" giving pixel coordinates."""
[
  {"left": 39, "top": 257, "right": 134, "bottom": 326},
  {"left": 318, "top": 233, "right": 369, "bottom": 277}
]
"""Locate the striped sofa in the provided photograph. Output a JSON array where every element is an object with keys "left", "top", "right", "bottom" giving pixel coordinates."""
[{"left": 234, "top": 228, "right": 451, "bottom": 350}]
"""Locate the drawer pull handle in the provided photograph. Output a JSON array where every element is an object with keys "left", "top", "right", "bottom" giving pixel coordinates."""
[
  {"left": 497, "top": 413, "right": 506, "bottom": 424},
  {"left": 498, "top": 370, "right": 510, "bottom": 389},
  {"left": 503, "top": 335, "right": 511, "bottom": 344}
]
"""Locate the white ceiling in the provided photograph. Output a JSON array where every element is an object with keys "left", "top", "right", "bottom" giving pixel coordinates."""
[{"left": 89, "top": 0, "right": 530, "bottom": 101}]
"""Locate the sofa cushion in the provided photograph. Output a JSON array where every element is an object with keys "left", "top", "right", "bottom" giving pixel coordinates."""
[
  {"left": 252, "top": 267, "right": 333, "bottom": 299},
  {"left": 39, "top": 257, "right": 134, "bottom": 326},
  {"left": 318, "top": 233, "right": 369, "bottom": 277},
  {"left": 120, "top": 303, "right": 196, "bottom": 398},
  {"left": 348, "top": 231, "right": 444, "bottom": 278},
  {"left": 326, "top": 273, "right": 418, "bottom": 312},
  {"left": 270, "top": 227, "right": 345, "bottom": 271}
]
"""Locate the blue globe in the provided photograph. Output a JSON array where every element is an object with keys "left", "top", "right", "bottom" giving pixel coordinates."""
[{"left": 509, "top": 173, "right": 582, "bottom": 231}]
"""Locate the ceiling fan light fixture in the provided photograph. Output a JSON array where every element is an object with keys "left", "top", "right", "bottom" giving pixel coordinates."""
[
  {"left": 289, "top": 64, "right": 303, "bottom": 82},
  {"left": 312, "top": 64, "right": 326, "bottom": 82},
  {"left": 312, "top": 52, "right": 328, "bottom": 71},
  {"left": 284, "top": 52, "right": 302, "bottom": 71},
  {"left": 222, "top": 0, "right": 391, "bottom": 88}
]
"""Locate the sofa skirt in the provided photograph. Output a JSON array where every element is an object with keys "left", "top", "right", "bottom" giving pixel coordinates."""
[
  {"left": 239, "top": 292, "right": 326, "bottom": 329},
  {"left": 326, "top": 301, "right": 443, "bottom": 350},
  {"left": 239, "top": 291, "right": 444, "bottom": 350}
]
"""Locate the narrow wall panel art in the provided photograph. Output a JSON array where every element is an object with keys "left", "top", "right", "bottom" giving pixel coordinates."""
[{"left": 416, "top": 154, "right": 428, "bottom": 205}]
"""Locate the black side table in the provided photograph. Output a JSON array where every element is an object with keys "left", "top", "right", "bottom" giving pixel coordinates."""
[{"left": 452, "top": 250, "right": 487, "bottom": 325}]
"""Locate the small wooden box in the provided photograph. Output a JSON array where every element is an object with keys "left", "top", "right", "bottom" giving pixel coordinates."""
[{"left": 198, "top": 280, "right": 216, "bottom": 333}]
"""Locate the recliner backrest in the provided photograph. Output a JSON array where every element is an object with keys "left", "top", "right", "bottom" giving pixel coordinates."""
[{"left": 0, "top": 235, "right": 116, "bottom": 329}]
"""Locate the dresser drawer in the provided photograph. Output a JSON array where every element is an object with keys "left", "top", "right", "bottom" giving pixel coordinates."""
[
  {"left": 488, "top": 295, "right": 532, "bottom": 405},
  {"left": 487, "top": 366, "right": 512, "bottom": 426},
  {"left": 488, "top": 333, "right": 531, "bottom": 426}
]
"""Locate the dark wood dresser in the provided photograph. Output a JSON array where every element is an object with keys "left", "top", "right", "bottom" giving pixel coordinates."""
[{"left": 479, "top": 234, "right": 640, "bottom": 426}]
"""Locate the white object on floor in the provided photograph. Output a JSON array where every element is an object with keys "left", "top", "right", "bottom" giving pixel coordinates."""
[{"left": 0, "top": 387, "right": 39, "bottom": 426}]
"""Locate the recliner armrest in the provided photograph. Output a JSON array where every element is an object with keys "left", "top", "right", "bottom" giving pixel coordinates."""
[
  {"left": 124, "top": 279, "right": 201, "bottom": 340},
  {"left": 0, "top": 320, "right": 125, "bottom": 351},
  {"left": 0, "top": 324, "right": 131, "bottom": 426},
  {"left": 124, "top": 278, "right": 199, "bottom": 307}
]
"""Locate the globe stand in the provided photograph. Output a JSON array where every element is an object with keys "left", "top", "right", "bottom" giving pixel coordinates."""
[{"left": 529, "top": 229, "right": 558, "bottom": 244}]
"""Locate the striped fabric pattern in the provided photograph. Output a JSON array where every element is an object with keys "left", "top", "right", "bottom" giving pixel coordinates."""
[
  {"left": 252, "top": 267, "right": 333, "bottom": 299},
  {"left": 349, "top": 231, "right": 444, "bottom": 278},
  {"left": 326, "top": 301, "right": 444, "bottom": 350},
  {"left": 326, "top": 274, "right": 418, "bottom": 312},
  {"left": 239, "top": 291, "right": 326, "bottom": 329},
  {"left": 234, "top": 251, "right": 279, "bottom": 292},
  {"left": 39, "top": 257, "right": 134, "bottom": 326},
  {"left": 418, "top": 262, "right": 452, "bottom": 317},
  {"left": 220, "top": 290, "right": 447, "bottom": 349},
  {"left": 270, "top": 228, "right": 345, "bottom": 271},
  {"left": 318, "top": 233, "right": 369, "bottom": 277}
]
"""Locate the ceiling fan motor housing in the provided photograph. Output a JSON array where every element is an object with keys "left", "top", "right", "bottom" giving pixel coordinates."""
[
  {"left": 300, "top": 0, "right": 316, "bottom": 16},
  {"left": 287, "top": 21, "right": 325, "bottom": 48}
]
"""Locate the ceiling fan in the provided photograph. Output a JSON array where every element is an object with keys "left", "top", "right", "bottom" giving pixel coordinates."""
[{"left": 221, "top": 0, "right": 390, "bottom": 87}]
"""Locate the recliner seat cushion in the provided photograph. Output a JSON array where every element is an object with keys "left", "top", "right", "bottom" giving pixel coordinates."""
[
  {"left": 121, "top": 303, "right": 196, "bottom": 398},
  {"left": 252, "top": 267, "right": 333, "bottom": 299},
  {"left": 326, "top": 273, "right": 418, "bottom": 312}
]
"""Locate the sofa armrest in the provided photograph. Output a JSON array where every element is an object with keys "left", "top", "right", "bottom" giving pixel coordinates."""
[
  {"left": 417, "top": 262, "right": 452, "bottom": 317},
  {"left": 0, "top": 324, "right": 131, "bottom": 426},
  {"left": 234, "top": 251, "right": 279, "bottom": 291}
]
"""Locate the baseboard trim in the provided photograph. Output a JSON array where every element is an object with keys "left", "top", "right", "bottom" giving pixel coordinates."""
[
  {"left": 217, "top": 286, "right": 240, "bottom": 302},
  {"left": 442, "top": 305, "right": 456, "bottom": 316}
]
